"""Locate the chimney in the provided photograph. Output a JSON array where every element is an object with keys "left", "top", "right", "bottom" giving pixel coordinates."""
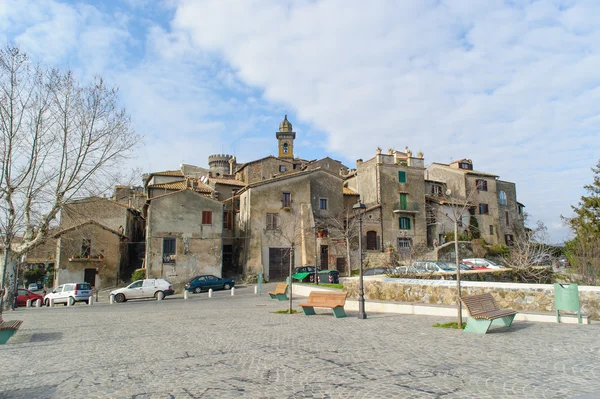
[{"left": 356, "top": 159, "right": 363, "bottom": 168}]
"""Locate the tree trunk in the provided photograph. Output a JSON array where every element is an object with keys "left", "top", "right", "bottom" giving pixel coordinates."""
[
  {"left": 0, "top": 249, "right": 18, "bottom": 312},
  {"left": 345, "top": 236, "right": 352, "bottom": 277},
  {"left": 289, "top": 246, "right": 294, "bottom": 314}
]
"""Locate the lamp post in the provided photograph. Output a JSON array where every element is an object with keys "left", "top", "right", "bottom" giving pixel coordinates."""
[
  {"left": 313, "top": 211, "right": 318, "bottom": 285},
  {"left": 352, "top": 199, "right": 367, "bottom": 319},
  {"left": 445, "top": 189, "right": 463, "bottom": 328}
]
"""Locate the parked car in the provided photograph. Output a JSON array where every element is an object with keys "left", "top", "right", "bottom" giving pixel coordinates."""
[
  {"left": 461, "top": 258, "right": 506, "bottom": 269},
  {"left": 110, "top": 279, "right": 174, "bottom": 303},
  {"left": 556, "top": 256, "right": 570, "bottom": 268},
  {"left": 411, "top": 261, "right": 454, "bottom": 273},
  {"left": 16, "top": 288, "right": 44, "bottom": 307},
  {"left": 28, "top": 283, "right": 39, "bottom": 291},
  {"left": 531, "top": 254, "right": 553, "bottom": 266},
  {"left": 292, "top": 266, "right": 319, "bottom": 282},
  {"left": 44, "top": 282, "right": 93, "bottom": 306},
  {"left": 438, "top": 261, "right": 472, "bottom": 271},
  {"left": 185, "top": 275, "right": 235, "bottom": 293},
  {"left": 460, "top": 260, "right": 488, "bottom": 270},
  {"left": 363, "top": 267, "right": 392, "bottom": 276}
]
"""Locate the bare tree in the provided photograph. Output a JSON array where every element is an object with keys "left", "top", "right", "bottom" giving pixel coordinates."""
[
  {"left": 324, "top": 206, "right": 359, "bottom": 277},
  {"left": 0, "top": 46, "right": 141, "bottom": 311},
  {"left": 502, "top": 218, "right": 554, "bottom": 283},
  {"left": 266, "top": 203, "right": 313, "bottom": 314}
]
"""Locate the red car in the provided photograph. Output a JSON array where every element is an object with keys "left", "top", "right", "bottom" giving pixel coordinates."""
[
  {"left": 16, "top": 288, "right": 44, "bottom": 307},
  {"left": 461, "top": 260, "right": 489, "bottom": 271}
]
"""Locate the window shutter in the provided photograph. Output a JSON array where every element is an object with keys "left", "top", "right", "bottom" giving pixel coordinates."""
[
  {"left": 398, "top": 171, "right": 406, "bottom": 183},
  {"left": 407, "top": 218, "right": 411, "bottom": 230}
]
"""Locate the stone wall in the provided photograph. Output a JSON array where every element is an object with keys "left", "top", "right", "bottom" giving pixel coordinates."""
[{"left": 343, "top": 277, "right": 600, "bottom": 320}]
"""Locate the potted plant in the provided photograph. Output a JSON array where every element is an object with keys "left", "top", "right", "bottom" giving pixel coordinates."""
[
  {"left": 384, "top": 241, "right": 395, "bottom": 253},
  {"left": 376, "top": 147, "right": 382, "bottom": 155}
]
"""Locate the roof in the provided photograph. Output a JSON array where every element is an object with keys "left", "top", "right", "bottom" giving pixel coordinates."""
[
  {"left": 429, "top": 163, "right": 499, "bottom": 178},
  {"left": 234, "top": 155, "right": 294, "bottom": 173},
  {"left": 148, "top": 180, "right": 214, "bottom": 194},
  {"left": 425, "top": 195, "right": 472, "bottom": 207},
  {"left": 247, "top": 167, "right": 341, "bottom": 189},
  {"left": 147, "top": 188, "right": 220, "bottom": 203},
  {"left": 343, "top": 187, "right": 359, "bottom": 196},
  {"left": 150, "top": 170, "right": 184, "bottom": 177},
  {"left": 208, "top": 177, "right": 246, "bottom": 187},
  {"left": 53, "top": 220, "right": 128, "bottom": 239},
  {"left": 65, "top": 196, "right": 130, "bottom": 209}
]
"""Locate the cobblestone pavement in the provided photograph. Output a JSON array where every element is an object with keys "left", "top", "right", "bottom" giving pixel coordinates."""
[{"left": 1, "top": 284, "right": 599, "bottom": 399}]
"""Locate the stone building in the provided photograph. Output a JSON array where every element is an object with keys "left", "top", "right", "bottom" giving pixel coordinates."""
[
  {"left": 235, "top": 168, "right": 345, "bottom": 281},
  {"left": 426, "top": 159, "right": 524, "bottom": 245},
  {"left": 145, "top": 189, "right": 224, "bottom": 285},
  {"left": 345, "top": 148, "right": 427, "bottom": 260},
  {"left": 54, "top": 197, "right": 144, "bottom": 288}
]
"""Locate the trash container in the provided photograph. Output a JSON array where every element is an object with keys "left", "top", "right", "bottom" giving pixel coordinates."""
[
  {"left": 554, "top": 283, "right": 582, "bottom": 324},
  {"left": 318, "top": 270, "right": 340, "bottom": 284}
]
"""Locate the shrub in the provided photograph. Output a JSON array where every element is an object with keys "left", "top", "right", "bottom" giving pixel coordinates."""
[
  {"left": 131, "top": 268, "right": 146, "bottom": 282},
  {"left": 487, "top": 244, "right": 510, "bottom": 257}
]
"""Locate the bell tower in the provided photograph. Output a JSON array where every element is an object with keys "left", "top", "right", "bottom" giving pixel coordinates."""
[{"left": 276, "top": 115, "right": 295, "bottom": 159}]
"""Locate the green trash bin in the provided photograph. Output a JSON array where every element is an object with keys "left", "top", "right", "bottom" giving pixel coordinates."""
[{"left": 554, "top": 283, "right": 582, "bottom": 324}]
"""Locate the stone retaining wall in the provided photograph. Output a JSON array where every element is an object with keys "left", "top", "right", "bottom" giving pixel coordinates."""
[{"left": 343, "top": 277, "right": 600, "bottom": 320}]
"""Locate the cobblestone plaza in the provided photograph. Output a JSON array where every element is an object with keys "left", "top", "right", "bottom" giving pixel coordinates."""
[{"left": 1, "top": 286, "right": 599, "bottom": 399}]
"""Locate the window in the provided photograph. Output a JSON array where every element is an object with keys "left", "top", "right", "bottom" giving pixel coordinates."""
[
  {"left": 399, "top": 193, "right": 408, "bottom": 210},
  {"left": 499, "top": 191, "right": 507, "bottom": 205},
  {"left": 459, "top": 162, "right": 473, "bottom": 170},
  {"left": 431, "top": 185, "right": 442, "bottom": 196},
  {"left": 279, "top": 165, "right": 286, "bottom": 172},
  {"left": 81, "top": 238, "right": 91, "bottom": 258},
  {"left": 397, "top": 238, "right": 411, "bottom": 254},
  {"left": 505, "top": 234, "right": 514, "bottom": 246},
  {"left": 162, "top": 237, "right": 176, "bottom": 263},
  {"left": 282, "top": 192, "right": 291, "bottom": 208},
  {"left": 476, "top": 179, "right": 488, "bottom": 191},
  {"left": 398, "top": 171, "right": 406, "bottom": 183},
  {"left": 223, "top": 211, "right": 233, "bottom": 230},
  {"left": 266, "top": 213, "right": 280, "bottom": 230},
  {"left": 399, "top": 217, "right": 411, "bottom": 230},
  {"left": 319, "top": 198, "right": 328, "bottom": 210},
  {"left": 283, "top": 143, "right": 289, "bottom": 153},
  {"left": 505, "top": 211, "right": 509, "bottom": 226},
  {"left": 479, "top": 203, "right": 489, "bottom": 214},
  {"left": 489, "top": 225, "right": 494, "bottom": 235},
  {"left": 202, "top": 211, "right": 212, "bottom": 225}
]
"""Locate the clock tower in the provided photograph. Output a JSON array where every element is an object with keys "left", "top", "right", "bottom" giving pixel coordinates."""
[{"left": 276, "top": 115, "right": 295, "bottom": 159}]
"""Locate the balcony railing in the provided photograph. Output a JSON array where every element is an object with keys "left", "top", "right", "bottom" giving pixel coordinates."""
[{"left": 393, "top": 202, "right": 420, "bottom": 213}]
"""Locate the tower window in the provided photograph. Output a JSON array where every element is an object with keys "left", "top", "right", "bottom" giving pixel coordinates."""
[{"left": 283, "top": 143, "right": 289, "bottom": 153}]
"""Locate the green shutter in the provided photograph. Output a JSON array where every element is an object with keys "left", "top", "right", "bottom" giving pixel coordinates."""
[
  {"left": 407, "top": 217, "right": 411, "bottom": 230},
  {"left": 398, "top": 171, "right": 406, "bottom": 183},
  {"left": 399, "top": 217, "right": 411, "bottom": 230},
  {"left": 400, "top": 193, "right": 407, "bottom": 210}
]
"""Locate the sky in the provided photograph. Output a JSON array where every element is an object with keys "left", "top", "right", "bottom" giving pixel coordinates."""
[{"left": 1, "top": 0, "right": 599, "bottom": 243}]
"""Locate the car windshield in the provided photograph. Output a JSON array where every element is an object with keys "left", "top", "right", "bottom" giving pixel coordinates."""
[
  {"left": 438, "top": 262, "right": 456, "bottom": 270},
  {"left": 486, "top": 260, "right": 501, "bottom": 266}
]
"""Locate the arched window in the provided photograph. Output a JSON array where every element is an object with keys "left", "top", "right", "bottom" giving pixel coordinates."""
[
  {"left": 283, "top": 143, "right": 289, "bottom": 153},
  {"left": 499, "top": 191, "right": 507, "bottom": 205}
]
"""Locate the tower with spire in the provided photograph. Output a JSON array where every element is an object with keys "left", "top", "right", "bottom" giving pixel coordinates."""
[{"left": 276, "top": 115, "right": 296, "bottom": 160}]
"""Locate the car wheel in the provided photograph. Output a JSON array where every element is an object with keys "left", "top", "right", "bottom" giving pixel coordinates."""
[
  {"left": 193, "top": 287, "right": 201, "bottom": 294},
  {"left": 114, "top": 293, "right": 126, "bottom": 303},
  {"left": 223, "top": 283, "right": 231, "bottom": 290}
]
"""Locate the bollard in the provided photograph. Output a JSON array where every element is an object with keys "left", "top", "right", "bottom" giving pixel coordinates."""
[
  {"left": 88, "top": 296, "right": 93, "bottom": 305},
  {"left": 231, "top": 287, "right": 235, "bottom": 296},
  {"left": 184, "top": 290, "right": 188, "bottom": 300},
  {"left": 157, "top": 291, "right": 164, "bottom": 301},
  {"left": 26, "top": 299, "right": 31, "bottom": 308},
  {"left": 254, "top": 285, "right": 258, "bottom": 294},
  {"left": 109, "top": 294, "right": 115, "bottom": 304},
  {"left": 208, "top": 288, "right": 213, "bottom": 298},
  {"left": 49, "top": 298, "right": 54, "bottom": 307},
  {"left": 35, "top": 299, "right": 41, "bottom": 308},
  {"left": 67, "top": 297, "right": 72, "bottom": 307},
  {"left": 257, "top": 273, "right": 263, "bottom": 295}
]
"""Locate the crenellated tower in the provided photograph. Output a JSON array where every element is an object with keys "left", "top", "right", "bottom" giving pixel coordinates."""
[{"left": 208, "top": 154, "right": 235, "bottom": 177}]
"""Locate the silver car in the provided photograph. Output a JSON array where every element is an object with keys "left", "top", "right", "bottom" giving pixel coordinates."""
[
  {"left": 44, "top": 283, "right": 92, "bottom": 306},
  {"left": 110, "top": 279, "right": 174, "bottom": 303}
]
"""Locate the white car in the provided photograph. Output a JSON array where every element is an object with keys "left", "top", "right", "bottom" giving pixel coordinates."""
[
  {"left": 28, "top": 283, "right": 39, "bottom": 291},
  {"left": 461, "top": 258, "right": 505, "bottom": 269},
  {"left": 44, "top": 283, "right": 93, "bottom": 306},
  {"left": 110, "top": 279, "right": 174, "bottom": 303}
]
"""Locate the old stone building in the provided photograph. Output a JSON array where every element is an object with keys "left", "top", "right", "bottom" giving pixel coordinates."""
[
  {"left": 54, "top": 197, "right": 144, "bottom": 288},
  {"left": 145, "top": 189, "right": 224, "bottom": 285},
  {"left": 426, "top": 159, "right": 524, "bottom": 246}
]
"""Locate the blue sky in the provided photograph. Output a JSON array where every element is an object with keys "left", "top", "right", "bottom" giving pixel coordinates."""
[{"left": 2, "top": 0, "right": 599, "bottom": 243}]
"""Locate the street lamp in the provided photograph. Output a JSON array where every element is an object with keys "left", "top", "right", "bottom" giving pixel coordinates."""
[
  {"left": 352, "top": 199, "right": 367, "bottom": 319},
  {"left": 446, "top": 189, "right": 463, "bottom": 327}
]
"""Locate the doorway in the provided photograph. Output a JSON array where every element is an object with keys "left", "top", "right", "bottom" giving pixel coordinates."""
[{"left": 320, "top": 245, "right": 328, "bottom": 269}]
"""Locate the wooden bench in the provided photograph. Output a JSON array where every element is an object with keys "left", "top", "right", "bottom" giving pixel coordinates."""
[
  {"left": 299, "top": 291, "right": 348, "bottom": 318},
  {"left": 460, "top": 293, "right": 517, "bottom": 334},
  {"left": 268, "top": 283, "right": 289, "bottom": 301},
  {"left": 0, "top": 315, "right": 23, "bottom": 344}
]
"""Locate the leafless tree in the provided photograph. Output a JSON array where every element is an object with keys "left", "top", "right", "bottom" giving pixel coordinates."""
[
  {"left": 0, "top": 46, "right": 141, "bottom": 311},
  {"left": 266, "top": 203, "right": 313, "bottom": 314},
  {"left": 324, "top": 206, "right": 359, "bottom": 277}
]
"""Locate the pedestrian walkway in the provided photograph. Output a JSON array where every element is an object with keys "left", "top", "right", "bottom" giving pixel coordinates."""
[{"left": 1, "top": 285, "right": 598, "bottom": 398}]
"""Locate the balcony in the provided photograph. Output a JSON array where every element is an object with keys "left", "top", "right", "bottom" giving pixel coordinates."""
[{"left": 393, "top": 202, "right": 420, "bottom": 213}]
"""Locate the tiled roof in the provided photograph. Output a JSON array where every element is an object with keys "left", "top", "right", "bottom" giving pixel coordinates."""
[
  {"left": 430, "top": 163, "right": 498, "bottom": 178},
  {"left": 209, "top": 178, "right": 246, "bottom": 187},
  {"left": 149, "top": 181, "right": 214, "bottom": 194},
  {"left": 151, "top": 170, "right": 184, "bottom": 177},
  {"left": 53, "top": 220, "right": 128, "bottom": 239},
  {"left": 343, "top": 187, "right": 359, "bottom": 195}
]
